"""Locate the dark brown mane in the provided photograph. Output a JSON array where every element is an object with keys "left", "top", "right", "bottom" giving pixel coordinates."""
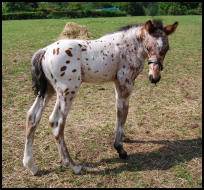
[
  {"left": 111, "top": 19, "right": 164, "bottom": 35},
  {"left": 116, "top": 23, "right": 143, "bottom": 32}
]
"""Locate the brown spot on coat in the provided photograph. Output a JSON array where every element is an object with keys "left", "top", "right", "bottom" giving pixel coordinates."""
[
  {"left": 78, "top": 44, "right": 82, "bottom": 47},
  {"left": 61, "top": 66, "right": 67, "bottom": 71},
  {"left": 54, "top": 79, "right": 57, "bottom": 84},
  {"left": 71, "top": 91, "right": 75, "bottom": 94},
  {"left": 72, "top": 69, "right": 77, "bottom": 72},
  {"left": 116, "top": 43, "right": 120, "bottom": 46},
  {"left": 122, "top": 54, "right": 126, "bottom": 59},
  {"left": 82, "top": 48, "right": 87, "bottom": 51},
  {"left": 64, "top": 88, "right": 69, "bottom": 93},
  {"left": 60, "top": 72, "right": 65, "bottom": 76},
  {"left": 49, "top": 122, "right": 54, "bottom": 128},
  {"left": 51, "top": 73, "right": 53, "bottom": 79},
  {"left": 86, "top": 58, "right": 88, "bottom": 61},
  {"left": 57, "top": 48, "right": 60, "bottom": 55},
  {"left": 66, "top": 60, "right": 70, "bottom": 64},
  {"left": 125, "top": 78, "right": 130, "bottom": 83},
  {"left": 65, "top": 49, "right": 72, "bottom": 56},
  {"left": 53, "top": 49, "right": 55, "bottom": 55}
]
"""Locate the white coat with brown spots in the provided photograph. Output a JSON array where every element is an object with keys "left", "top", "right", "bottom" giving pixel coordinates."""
[{"left": 23, "top": 20, "right": 178, "bottom": 175}]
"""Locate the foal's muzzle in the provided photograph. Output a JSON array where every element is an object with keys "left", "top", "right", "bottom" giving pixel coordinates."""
[
  {"left": 148, "top": 59, "right": 162, "bottom": 84},
  {"left": 149, "top": 74, "right": 161, "bottom": 84}
]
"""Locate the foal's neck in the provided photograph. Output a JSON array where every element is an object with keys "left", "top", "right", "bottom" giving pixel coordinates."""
[{"left": 123, "top": 26, "right": 148, "bottom": 60}]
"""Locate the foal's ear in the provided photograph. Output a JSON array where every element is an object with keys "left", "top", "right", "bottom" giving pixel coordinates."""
[
  {"left": 145, "top": 20, "right": 155, "bottom": 34},
  {"left": 164, "top": 22, "right": 178, "bottom": 35}
]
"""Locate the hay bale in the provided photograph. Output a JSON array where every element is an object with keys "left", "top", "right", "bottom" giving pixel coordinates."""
[{"left": 58, "top": 22, "right": 89, "bottom": 40}]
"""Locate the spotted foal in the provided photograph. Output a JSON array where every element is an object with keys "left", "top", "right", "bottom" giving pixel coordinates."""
[{"left": 23, "top": 20, "right": 178, "bottom": 175}]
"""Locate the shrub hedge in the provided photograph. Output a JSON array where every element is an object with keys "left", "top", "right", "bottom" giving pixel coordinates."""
[{"left": 2, "top": 10, "right": 127, "bottom": 20}]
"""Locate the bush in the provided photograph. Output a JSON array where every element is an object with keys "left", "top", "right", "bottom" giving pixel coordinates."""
[
  {"left": 2, "top": 11, "right": 47, "bottom": 20},
  {"left": 187, "top": 9, "right": 202, "bottom": 15},
  {"left": 2, "top": 9, "right": 127, "bottom": 20}
]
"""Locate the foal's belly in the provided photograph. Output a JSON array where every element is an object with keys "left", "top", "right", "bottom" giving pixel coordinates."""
[{"left": 81, "top": 53, "right": 119, "bottom": 83}]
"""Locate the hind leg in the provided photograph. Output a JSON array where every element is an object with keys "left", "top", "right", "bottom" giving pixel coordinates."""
[
  {"left": 23, "top": 90, "right": 53, "bottom": 175},
  {"left": 49, "top": 83, "right": 82, "bottom": 174}
]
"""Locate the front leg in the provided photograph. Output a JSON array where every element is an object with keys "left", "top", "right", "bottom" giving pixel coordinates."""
[{"left": 114, "top": 79, "right": 133, "bottom": 159}]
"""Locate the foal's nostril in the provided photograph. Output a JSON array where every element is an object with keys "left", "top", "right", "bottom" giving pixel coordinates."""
[
  {"left": 149, "top": 75, "right": 161, "bottom": 84},
  {"left": 149, "top": 75, "right": 153, "bottom": 82}
]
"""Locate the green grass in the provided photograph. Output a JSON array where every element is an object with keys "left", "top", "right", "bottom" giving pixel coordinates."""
[{"left": 2, "top": 16, "right": 202, "bottom": 188}]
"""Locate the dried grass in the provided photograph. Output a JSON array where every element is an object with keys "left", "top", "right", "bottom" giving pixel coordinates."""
[{"left": 58, "top": 22, "right": 89, "bottom": 40}]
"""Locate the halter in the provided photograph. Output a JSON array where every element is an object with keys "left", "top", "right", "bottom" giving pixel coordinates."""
[{"left": 147, "top": 59, "right": 163, "bottom": 71}]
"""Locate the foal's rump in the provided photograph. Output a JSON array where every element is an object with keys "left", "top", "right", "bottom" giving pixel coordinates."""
[{"left": 41, "top": 40, "right": 83, "bottom": 89}]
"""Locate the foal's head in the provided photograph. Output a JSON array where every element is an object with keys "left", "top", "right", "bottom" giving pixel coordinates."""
[{"left": 142, "top": 20, "right": 178, "bottom": 84}]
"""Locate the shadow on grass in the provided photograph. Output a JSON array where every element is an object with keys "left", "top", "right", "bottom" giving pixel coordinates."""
[
  {"left": 83, "top": 138, "right": 202, "bottom": 175},
  {"left": 37, "top": 138, "right": 201, "bottom": 176}
]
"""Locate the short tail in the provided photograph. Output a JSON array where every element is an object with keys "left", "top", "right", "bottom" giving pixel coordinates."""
[{"left": 30, "top": 48, "right": 47, "bottom": 98}]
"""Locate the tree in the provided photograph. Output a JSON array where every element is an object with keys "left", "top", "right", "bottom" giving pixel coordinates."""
[
  {"left": 157, "top": 2, "right": 201, "bottom": 15},
  {"left": 117, "top": 2, "right": 145, "bottom": 16},
  {"left": 142, "top": 2, "right": 158, "bottom": 16},
  {"left": 67, "top": 2, "right": 82, "bottom": 11},
  {"left": 2, "top": 2, "right": 32, "bottom": 12}
]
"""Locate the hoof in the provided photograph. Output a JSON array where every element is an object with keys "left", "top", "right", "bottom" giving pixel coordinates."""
[
  {"left": 30, "top": 165, "right": 39, "bottom": 176},
  {"left": 119, "top": 150, "right": 128, "bottom": 159},
  {"left": 23, "top": 158, "right": 39, "bottom": 175},
  {"left": 114, "top": 143, "right": 128, "bottom": 159},
  {"left": 73, "top": 165, "right": 83, "bottom": 175}
]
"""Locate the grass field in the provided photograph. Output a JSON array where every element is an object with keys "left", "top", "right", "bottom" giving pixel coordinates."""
[{"left": 2, "top": 16, "right": 202, "bottom": 188}]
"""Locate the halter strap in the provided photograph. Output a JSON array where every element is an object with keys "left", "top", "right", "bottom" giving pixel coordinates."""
[{"left": 147, "top": 59, "right": 163, "bottom": 70}]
